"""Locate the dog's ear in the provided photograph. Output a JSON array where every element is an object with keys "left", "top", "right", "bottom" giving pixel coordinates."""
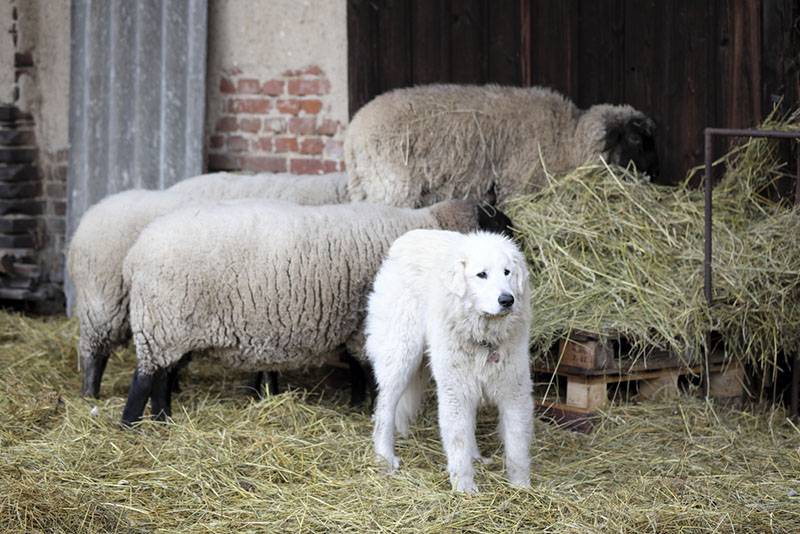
[
  {"left": 512, "top": 251, "right": 529, "bottom": 296},
  {"left": 447, "top": 256, "right": 468, "bottom": 298}
]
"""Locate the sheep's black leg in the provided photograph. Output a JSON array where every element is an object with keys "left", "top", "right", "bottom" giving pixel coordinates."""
[
  {"left": 168, "top": 353, "right": 193, "bottom": 394},
  {"left": 266, "top": 371, "right": 280, "bottom": 396},
  {"left": 248, "top": 371, "right": 279, "bottom": 399},
  {"left": 80, "top": 346, "right": 111, "bottom": 399},
  {"left": 249, "top": 371, "right": 265, "bottom": 399},
  {"left": 149, "top": 368, "right": 172, "bottom": 422},
  {"left": 345, "top": 351, "right": 368, "bottom": 407},
  {"left": 121, "top": 368, "right": 155, "bottom": 427}
]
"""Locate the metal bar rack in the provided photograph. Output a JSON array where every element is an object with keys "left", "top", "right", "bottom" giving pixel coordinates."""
[{"left": 703, "top": 127, "right": 800, "bottom": 418}]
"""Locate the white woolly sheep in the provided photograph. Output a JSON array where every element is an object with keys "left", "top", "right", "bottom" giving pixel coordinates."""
[
  {"left": 345, "top": 84, "right": 659, "bottom": 207},
  {"left": 67, "top": 172, "right": 348, "bottom": 398},
  {"left": 120, "top": 199, "right": 510, "bottom": 425}
]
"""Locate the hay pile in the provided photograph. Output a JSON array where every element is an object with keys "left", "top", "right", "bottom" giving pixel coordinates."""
[
  {"left": 1, "top": 311, "right": 799, "bottom": 532},
  {"left": 505, "top": 114, "right": 800, "bottom": 375}
]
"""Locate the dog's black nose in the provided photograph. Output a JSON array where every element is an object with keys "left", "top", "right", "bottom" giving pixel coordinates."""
[{"left": 498, "top": 293, "right": 514, "bottom": 308}]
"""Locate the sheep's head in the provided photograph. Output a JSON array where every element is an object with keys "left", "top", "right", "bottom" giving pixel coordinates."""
[
  {"left": 603, "top": 115, "right": 659, "bottom": 180},
  {"left": 576, "top": 105, "right": 659, "bottom": 181},
  {"left": 429, "top": 199, "right": 514, "bottom": 238}
]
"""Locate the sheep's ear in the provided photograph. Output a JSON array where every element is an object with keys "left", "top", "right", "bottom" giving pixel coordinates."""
[{"left": 447, "top": 257, "right": 468, "bottom": 298}]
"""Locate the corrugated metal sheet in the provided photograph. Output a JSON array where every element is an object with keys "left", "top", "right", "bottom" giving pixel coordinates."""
[{"left": 66, "top": 0, "right": 208, "bottom": 310}]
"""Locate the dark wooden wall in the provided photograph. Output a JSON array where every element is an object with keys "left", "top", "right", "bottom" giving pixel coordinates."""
[{"left": 348, "top": 0, "right": 800, "bottom": 184}]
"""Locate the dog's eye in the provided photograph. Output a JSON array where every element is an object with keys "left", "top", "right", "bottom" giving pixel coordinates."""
[
  {"left": 504, "top": 269, "right": 510, "bottom": 276},
  {"left": 476, "top": 272, "right": 487, "bottom": 279}
]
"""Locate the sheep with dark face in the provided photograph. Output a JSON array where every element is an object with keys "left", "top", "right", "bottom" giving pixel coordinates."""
[
  {"left": 120, "top": 199, "right": 511, "bottom": 426},
  {"left": 345, "top": 84, "right": 659, "bottom": 208},
  {"left": 67, "top": 172, "right": 348, "bottom": 399}
]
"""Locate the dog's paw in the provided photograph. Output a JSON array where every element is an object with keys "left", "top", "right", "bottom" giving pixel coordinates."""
[
  {"left": 508, "top": 473, "right": 531, "bottom": 489},
  {"left": 452, "top": 477, "right": 479, "bottom": 494},
  {"left": 474, "top": 454, "right": 493, "bottom": 465},
  {"left": 376, "top": 452, "right": 400, "bottom": 473}
]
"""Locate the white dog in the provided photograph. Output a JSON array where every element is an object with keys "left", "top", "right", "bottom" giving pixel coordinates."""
[{"left": 366, "top": 230, "right": 533, "bottom": 493}]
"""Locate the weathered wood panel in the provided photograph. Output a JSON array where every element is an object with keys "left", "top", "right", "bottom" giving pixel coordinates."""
[{"left": 348, "top": 0, "right": 798, "bottom": 183}]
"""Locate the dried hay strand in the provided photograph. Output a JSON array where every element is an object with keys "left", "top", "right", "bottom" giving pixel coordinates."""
[
  {"left": 1, "top": 311, "right": 799, "bottom": 532},
  {"left": 505, "top": 111, "right": 800, "bottom": 377}
]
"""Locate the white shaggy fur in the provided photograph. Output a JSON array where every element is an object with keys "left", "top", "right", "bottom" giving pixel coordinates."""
[
  {"left": 366, "top": 230, "right": 533, "bottom": 493},
  {"left": 67, "top": 171, "right": 348, "bottom": 398}
]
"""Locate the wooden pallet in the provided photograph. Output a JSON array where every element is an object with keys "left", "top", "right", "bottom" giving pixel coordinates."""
[{"left": 533, "top": 335, "right": 745, "bottom": 432}]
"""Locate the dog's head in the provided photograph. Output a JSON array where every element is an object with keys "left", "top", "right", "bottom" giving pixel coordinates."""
[{"left": 447, "top": 232, "right": 529, "bottom": 317}]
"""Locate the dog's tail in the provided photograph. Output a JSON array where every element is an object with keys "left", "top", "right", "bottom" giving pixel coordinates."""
[{"left": 394, "top": 365, "right": 428, "bottom": 437}]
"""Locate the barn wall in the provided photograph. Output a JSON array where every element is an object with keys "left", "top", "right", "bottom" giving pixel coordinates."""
[
  {"left": 0, "top": 0, "right": 70, "bottom": 308},
  {"left": 205, "top": 0, "right": 349, "bottom": 174},
  {"left": 349, "top": 0, "right": 800, "bottom": 186}
]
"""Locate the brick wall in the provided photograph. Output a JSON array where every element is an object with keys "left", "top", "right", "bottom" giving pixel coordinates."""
[{"left": 208, "top": 65, "right": 346, "bottom": 174}]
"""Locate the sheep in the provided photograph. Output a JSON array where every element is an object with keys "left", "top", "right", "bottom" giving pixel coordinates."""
[
  {"left": 119, "top": 199, "right": 511, "bottom": 425},
  {"left": 67, "top": 172, "right": 349, "bottom": 399},
  {"left": 168, "top": 171, "right": 349, "bottom": 204},
  {"left": 345, "top": 84, "right": 659, "bottom": 208}
]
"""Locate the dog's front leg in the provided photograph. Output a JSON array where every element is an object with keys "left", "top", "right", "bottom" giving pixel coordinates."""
[
  {"left": 434, "top": 375, "right": 480, "bottom": 493},
  {"left": 496, "top": 371, "right": 534, "bottom": 489}
]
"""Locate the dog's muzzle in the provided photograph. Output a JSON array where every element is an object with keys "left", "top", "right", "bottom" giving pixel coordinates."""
[{"left": 498, "top": 293, "right": 514, "bottom": 309}]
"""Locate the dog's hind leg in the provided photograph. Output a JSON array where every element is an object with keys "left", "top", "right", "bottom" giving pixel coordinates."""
[
  {"left": 371, "top": 350, "right": 424, "bottom": 473},
  {"left": 394, "top": 365, "right": 427, "bottom": 437}
]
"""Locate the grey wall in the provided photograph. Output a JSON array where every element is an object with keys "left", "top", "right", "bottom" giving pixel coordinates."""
[{"left": 66, "top": 0, "right": 208, "bottom": 310}]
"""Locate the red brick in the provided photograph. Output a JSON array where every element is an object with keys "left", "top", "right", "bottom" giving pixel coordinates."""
[
  {"left": 276, "top": 99, "right": 301, "bottom": 116},
  {"left": 324, "top": 160, "right": 340, "bottom": 173},
  {"left": 288, "top": 117, "right": 316, "bottom": 135},
  {"left": 338, "top": 160, "right": 346, "bottom": 172},
  {"left": 324, "top": 139, "right": 344, "bottom": 159},
  {"left": 274, "top": 137, "right": 298, "bottom": 153},
  {"left": 215, "top": 116, "right": 238, "bottom": 132},
  {"left": 316, "top": 119, "right": 339, "bottom": 136},
  {"left": 209, "top": 135, "right": 224, "bottom": 149},
  {"left": 239, "top": 117, "right": 261, "bottom": 133},
  {"left": 220, "top": 77, "right": 235, "bottom": 93},
  {"left": 282, "top": 68, "right": 303, "bottom": 77},
  {"left": 300, "top": 99, "right": 323, "bottom": 115},
  {"left": 228, "top": 98, "right": 271, "bottom": 114},
  {"left": 209, "top": 154, "right": 241, "bottom": 171},
  {"left": 300, "top": 137, "right": 324, "bottom": 155},
  {"left": 303, "top": 65, "right": 323, "bottom": 76},
  {"left": 261, "top": 79, "right": 284, "bottom": 96},
  {"left": 241, "top": 155, "right": 287, "bottom": 173},
  {"left": 288, "top": 79, "right": 326, "bottom": 96},
  {"left": 264, "top": 118, "right": 286, "bottom": 133},
  {"left": 290, "top": 158, "right": 326, "bottom": 174},
  {"left": 227, "top": 135, "right": 249, "bottom": 152},
  {"left": 237, "top": 78, "right": 261, "bottom": 94},
  {"left": 252, "top": 137, "right": 273, "bottom": 152}
]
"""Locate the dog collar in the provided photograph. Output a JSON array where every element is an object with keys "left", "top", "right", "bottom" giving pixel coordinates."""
[{"left": 477, "top": 340, "right": 501, "bottom": 363}]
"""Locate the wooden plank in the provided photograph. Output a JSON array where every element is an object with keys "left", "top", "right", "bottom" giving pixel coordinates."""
[
  {"left": 377, "top": 0, "right": 412, "bottom": 92},
  {"left": 714, "top": 0, "right": 762, "bottom": 129},
  {"left": 575, "top": 0, "right": 624, "bottom": 107},
  {"left": 410, "top": 0, "right": 447, "bottom": 84},
  {"left": 487, "top": 0, "right": 522, "bottom": 85},
  {"left": 529, "top": 0, "right": 578, "bottom": 97},
  {"left": 347, "top": 0, "right": 381, "bottom": 117},
  {"left": 558, "top": 338, "right": 611, "bottom": 370},
  {"left": 566, "top": 376, "right": 608, "bottom": 410},
  {"left": 520, "top": 0, "right": 532, "bottom": 86},
  {"left": 448, "top": 0, "right": 486, "bottom": 83},
  {"left": 762, "top": 0, "right": 800, "bottom": 113},
  {"left": 637, "top": 371, "right": 681, "bottom": 400},
  {"left": 708, "top": 361, "right": 745, "bottom": 398}
]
